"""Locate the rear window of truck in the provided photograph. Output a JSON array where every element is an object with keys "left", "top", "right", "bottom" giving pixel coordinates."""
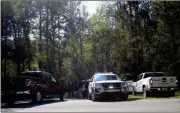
[
  {"left": 144, "top": 73, "right": 164, "bottom": 78},
  {"left": 20, "top": 72, "right": 40, "bottom": 78}
]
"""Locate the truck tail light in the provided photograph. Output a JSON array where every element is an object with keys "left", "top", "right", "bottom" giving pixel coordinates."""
[
  {"left": 149, "top": 79, "right": 153, "bottom": 86},
  {"left": 25, "top": 79, "right": 31, "bottom": 86}
]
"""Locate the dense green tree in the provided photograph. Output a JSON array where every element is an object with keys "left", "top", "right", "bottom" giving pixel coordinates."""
[{"left": 1, "top": 1, "right": 180, "bottom": 88}]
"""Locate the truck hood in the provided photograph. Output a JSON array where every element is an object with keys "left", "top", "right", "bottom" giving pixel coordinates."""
[{"left": 94, "top": 80, "right": 124, "bottom": 83}]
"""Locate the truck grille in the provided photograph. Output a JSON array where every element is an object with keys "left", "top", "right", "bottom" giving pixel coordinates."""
[{"left": 103, "top": 83, "right": 121, "bottom": 88}]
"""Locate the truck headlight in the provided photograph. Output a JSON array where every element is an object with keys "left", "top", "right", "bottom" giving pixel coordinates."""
[
  {"left": 94, "top": 83, "right": 103, "bottom": 88},
  {"left": 121, "top": 82, "right": 127, "bottom": 87}
]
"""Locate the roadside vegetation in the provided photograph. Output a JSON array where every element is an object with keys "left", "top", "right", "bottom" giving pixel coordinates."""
[
  {"left": 129, "top": 91, "right": 180, "bottom": 99},
  {"left": 1, "top": 1, "right": 180, "bottom": 89}
]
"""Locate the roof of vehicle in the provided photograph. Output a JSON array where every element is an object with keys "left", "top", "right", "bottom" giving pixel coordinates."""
[
  {"left": 94, "top": 72, "right": 116, "bottom": 76},
  {"left": 21, "top": 71, "right": 42, "bottom": 73},
  {"left": 142, "top": 72, "right": 164, "bottom": 74}
]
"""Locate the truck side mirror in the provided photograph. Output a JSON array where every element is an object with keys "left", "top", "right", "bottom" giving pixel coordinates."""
[{"left": 88, "top": 79, "right": 92, "bottom": 82}]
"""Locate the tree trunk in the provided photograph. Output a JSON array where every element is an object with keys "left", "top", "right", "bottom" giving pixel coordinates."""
[
  {"left": 52, "top": 27, "right": 56, "bottom": 75},
  {"left": 70, "top": 1, "right": 75, "bottom": 78},
  {"left": 39, "top": 8, "right": 42, "bottom": 53},
  {"left": 3, "top": 58, "right": 7, "bottom": 78},
  {"left": 80, "top": 12, "right": 85, "bottom": 79},
  {"left": 3, "top": 35, "right": 8, "bottom": 77},
  {"left": 45, "top": 2, "right": 49, "bottom": 72},
  {"left": 38, "top": 7, "right": 43, "bottom": 70}
]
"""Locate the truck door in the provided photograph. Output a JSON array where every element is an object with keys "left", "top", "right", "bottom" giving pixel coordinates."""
[
  {"left": 138, "top": 74, "right": 144, "bottom": 92},
  {"left": 50, "top": 76, "right": 58, "bottom": 94},
  {"left": 136, "top": 74, "right": 143, "bottom": 92},
  {"left": 45, "top": 73, "right": 54, "bottom": 95},
  {"left": 41, "top": 72, "right": 49, "bottom": 94},
  {"left": 88, "top": 76, "right": 94, "bottom": 94}
]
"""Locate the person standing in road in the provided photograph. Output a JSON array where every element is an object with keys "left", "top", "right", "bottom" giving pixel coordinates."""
[
  {"left": 85, "top": 80, "right": 89, "bottom": 98},
  {"left": 59, "top": 80, "right": 65, "bottom": 101},
  {"left": 82, "top": 83, "right": 86, "bottom": 98},
  {"left": 78, "top": 81, "right": 83, "bottom": 99},
  {"left": 68, "top": 81, "right": 73, "bottom": 98}
]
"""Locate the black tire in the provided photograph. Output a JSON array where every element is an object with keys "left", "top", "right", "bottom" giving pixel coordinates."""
[
  {"left": 5, "top": 92, "right": 16, "bottom": 105},
  {"left": 6, "top": 98, "right": 15, "bottom": 105},
  {"left": 123, "top": 94, "right": 128, "bottom": 100},
  {"left": 32, "top": 90, "right": 43, "bottom": 104},
  {"left": 59, "top": 92, "right": 64, "bottom": 101},
  {"left": 169, "top": 90, "right": 175, "bottom": 97},
  {"left": 91, "top": 93, "right": 97, "bottom": 101},
  {"left": 143, "top": 87, "right": 147, "bottom": 98}
]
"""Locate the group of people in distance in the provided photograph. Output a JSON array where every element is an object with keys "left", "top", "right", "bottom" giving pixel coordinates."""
[{"left": 68, "top": 80, "right": 89, "bottom": 99}]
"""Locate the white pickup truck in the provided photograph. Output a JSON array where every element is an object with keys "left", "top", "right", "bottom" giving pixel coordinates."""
[{"left": 133, "top": 72, "right": 177, "bottom": 98}]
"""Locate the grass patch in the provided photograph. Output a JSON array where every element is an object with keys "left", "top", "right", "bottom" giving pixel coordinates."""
[{"left": 129, "top": 91, "right": 180, "bottom": 100}]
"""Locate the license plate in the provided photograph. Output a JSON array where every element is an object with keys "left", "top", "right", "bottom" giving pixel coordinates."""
[
  {"left": 109, "top": 86, "right": 114, "bottom": 89},
  {"left": 162, "top": 88, "right": 167, "bottom": 91},
  {"left": 107, "top": 89, "right": 120, "bottom": 92}
]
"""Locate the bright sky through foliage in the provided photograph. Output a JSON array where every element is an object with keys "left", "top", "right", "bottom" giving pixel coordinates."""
[{"left": 82, "top": 1, "right": 101, "bottom": 17}]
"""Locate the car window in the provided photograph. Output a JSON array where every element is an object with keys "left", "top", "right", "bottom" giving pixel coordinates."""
[
  {"left": 45, "top": 72, "right": 52, "bottom": 82},
  {"left": 93, "top": 75, "right": 118, "bottom": 81},
  {"left": 144, "top": 74, "right": 151, "bottom": 78},
  {"left": 90, "top": 75, "right": 94, "bottom": 81},
  {"left": 41, "top": 72, "right": 47, "bottom": 81},
  {"left": 137, "top": 74, "right": 143, "bottom": 81},
  {"left": 20, "top": 72, "right": 40, "bottom": 78},
  {"left": 144, "top": 73, "right": 164, "bottom": 78}
]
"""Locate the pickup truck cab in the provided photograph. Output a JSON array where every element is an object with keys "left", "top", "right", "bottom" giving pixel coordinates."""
[
  {"left": 88, "top": 72, "right": 128, "bottom": 101},
  {"left": 2, "top": 71, "right": 64, "bottom": 105},
  {"left": 133, "top": 72, "right": 177, "bottom": 98}
]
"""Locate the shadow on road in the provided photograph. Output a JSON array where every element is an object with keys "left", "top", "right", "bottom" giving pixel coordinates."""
[
  {"left": 125, "top": 98, "right": 142, "bottom": 101},
  {"left": 1, "top": 99, "right": 68, "bottom": 109},
  {"left": 134, "top": 94, "right": 174, "bottom": 98},
  {"left": 96, "top": 98, "right": 142, "bottom": 102}
]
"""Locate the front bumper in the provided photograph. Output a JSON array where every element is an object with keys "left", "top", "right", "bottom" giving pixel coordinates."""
[{"left": 93, "top": 87, "right": 128, "bottom": 98}]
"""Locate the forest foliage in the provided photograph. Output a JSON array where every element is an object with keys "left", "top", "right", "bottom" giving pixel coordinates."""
[{"left": 1, "top": 1, "right": 180, "bottom": 87}]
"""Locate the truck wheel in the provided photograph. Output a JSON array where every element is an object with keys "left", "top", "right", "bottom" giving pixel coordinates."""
[
  {"left": 6, "top": 98, "right": 15, "bottom": 105},
  {"left": 32, "top": 90, "right": 43, "bottom": 103},
  {"left": 143, "top": 87, "right": 147, "bottom": 98},
  {"left": 123, "top": 94, "right": 128, "bottom": 100},
  {"left": 5, "top": 92, "right": 16, "bottom": 105},
  {"left": 169, "top": 90, "right": 175, "bottom": 97},
  {"left": 91, "top": 93, "right": 97, "bottom": 101},
  {"left": 59, "top": 92, "right": 64, "bottom": 101}
]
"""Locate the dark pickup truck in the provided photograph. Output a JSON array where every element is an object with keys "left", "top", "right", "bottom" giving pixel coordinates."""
[{"left": 2, "top": 71, "right": 65, "bottom": 105}]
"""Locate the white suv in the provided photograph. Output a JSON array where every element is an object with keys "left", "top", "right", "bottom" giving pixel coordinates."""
[{"left": 88, "top": 72, "right": 128, "bottom": 101}]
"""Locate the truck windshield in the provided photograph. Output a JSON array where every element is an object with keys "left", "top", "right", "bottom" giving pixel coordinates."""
[
  {"left": 144, "top": 73, "right": 164, "bottom": 78},
  {"left": 94, "top": 75, "right": 118, "bottom": 81}
]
